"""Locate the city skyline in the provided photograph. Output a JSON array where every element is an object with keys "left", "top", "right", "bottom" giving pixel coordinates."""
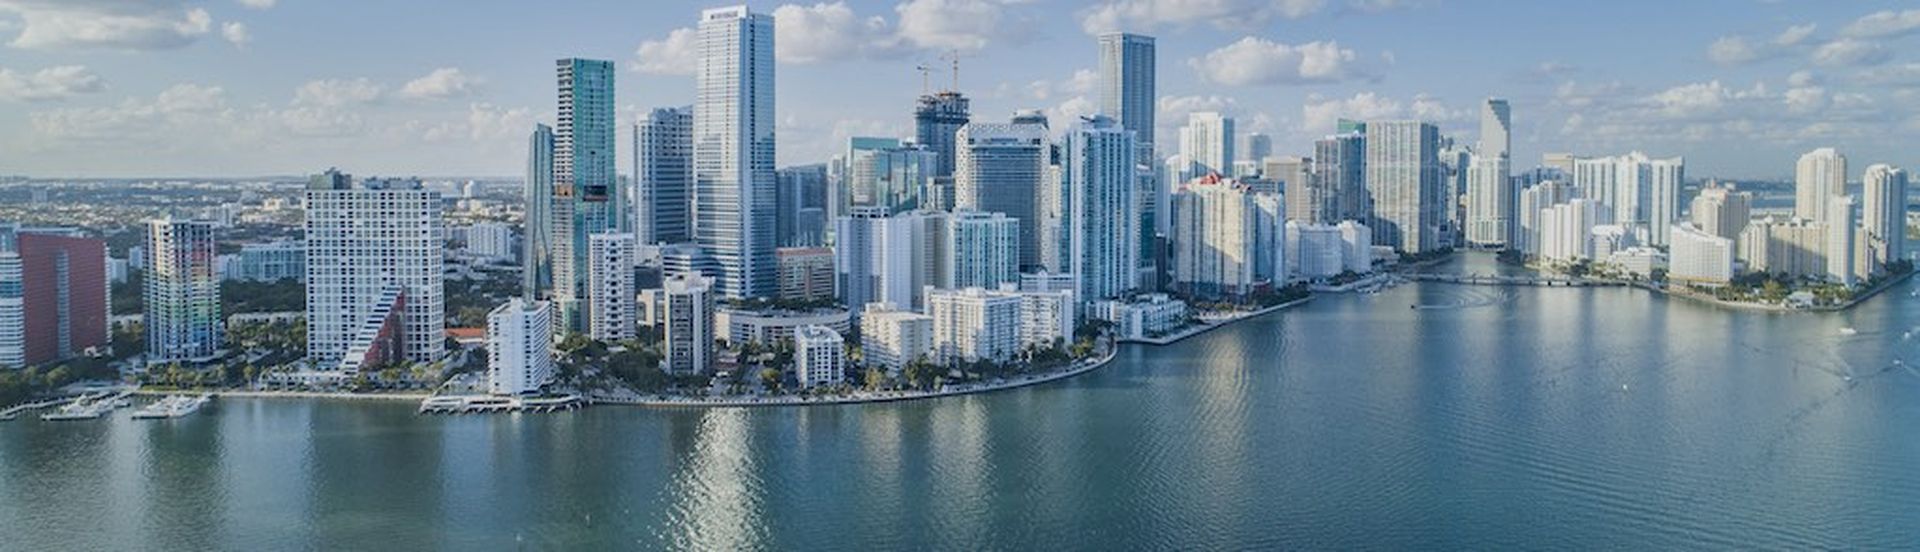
[{"left": 1, "top": 1, "right": 1918, "bottom": 179}]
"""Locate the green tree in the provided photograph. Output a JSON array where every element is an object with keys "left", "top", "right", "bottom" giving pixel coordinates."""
[{"left": 758, "top": 367, "right": 782, "bottom": 392}]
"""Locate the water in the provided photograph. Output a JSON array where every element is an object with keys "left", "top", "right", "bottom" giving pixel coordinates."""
[{"left": 7, "top": 254, "right": 1920, "bottom": 549}]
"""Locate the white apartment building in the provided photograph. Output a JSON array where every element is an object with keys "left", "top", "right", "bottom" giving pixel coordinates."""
[
  {"left": 793, "top": 325, "right": 844, "bottom": 388},
  {"left": 305, "top": 176, "right": 445, "bottom": 372},
  {"left": 587, "top": 232, "right": 637, "bottom": 342},
  {"left": 925, "top": 287, "right": 1022, "bottom": 366},
  {"left": 488, "top": 298, "right": 554, "bottom": 396},
  {"left": 860, "top": 302, "right": 933, "bottom": 374}
]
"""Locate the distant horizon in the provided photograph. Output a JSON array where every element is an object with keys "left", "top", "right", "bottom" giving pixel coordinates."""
[{"left": 3, "top": 1, "right": 1919, "bottom": 178}]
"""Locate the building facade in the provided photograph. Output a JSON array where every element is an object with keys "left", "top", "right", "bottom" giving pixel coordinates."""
[
  {"left": 793, "top": 325, "right": 844, "bottom": 388},
  {"left": 304, "top": 176, "right": 445, "bottom": 372},
  {"left": 144, "top": 218, "right": 222, "bottom": 366},
  {"left": 693, "top": 6, "right": 778, "bottom": 300},
  {"left": 487, "top": 298, "right": 554, "bottom": 396}
]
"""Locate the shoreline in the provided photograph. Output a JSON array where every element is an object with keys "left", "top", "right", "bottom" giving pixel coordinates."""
[
  {"left": 135, "top": 389, "right": 433, "bottom": 401},
  {"left": 1634, "top": 269, "right": 1914, "bottom": 313},
  {"left": 593, "top": 345, "right": 1121, "bottom": 408}
]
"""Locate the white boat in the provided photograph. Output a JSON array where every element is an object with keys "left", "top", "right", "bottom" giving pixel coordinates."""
[
  {"left": 41, "top": 398, "right": 110, "bottom": 421},
  {"left": 132, "top": 394, "right": 212, "bottom": 420},
  {"left": 1839, "top": 327, "right": 1859, "bottom": 335}
]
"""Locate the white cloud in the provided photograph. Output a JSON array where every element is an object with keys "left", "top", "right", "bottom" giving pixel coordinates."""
[
  {"left": 0, "top": 65, "right": 105, "bottom": 101},
  {"left": 399, "top": 68, "right": 479, "bottom": 100},
  {"left": 220, "top": 21, "right": 248, "bottom": 47},
  {"left": 30, "top": 84, "right": 229, "bottom": 142},
  {"left": 1787, "top": 70, "right": 1820, "bottom": 87},
  {"left": 237, "top": 0, "right": 276, "bottom": 9},
  {"left": 1, "top": 1, "right": 214, "bottom": 51},
  {"left": 630, "top": 27, "right": 698, "bottom": 75},
  {"left": 1842, "top": 9, "right": 1920, "bottom": 39},
  {"left": 775, "top": 2, "right": 901, "bottom": 63},
  {"left": 1188, "top": 37, "right": 1367, "bottom": 86},
  {"left": 1025, "top": 68, "right": 1096, "bottom": 100},
  {"left": 895, "top": 0, "right": 1024, "bottom": 51},
  {"left": 1812, "top": 38, "right": 1891, "bottom": 67},
  {"left": 1080, "top": 0, "right": 1326, "bottom": 34},
  {"left": 1707, "top": 36, "right": 1763, "bottom": 65},
  {"left": 294, "top": 78, "right": 383, "bottom": 107},
  {"left": 1774, "top": 23, "right": 1817, "bottom": 46}
]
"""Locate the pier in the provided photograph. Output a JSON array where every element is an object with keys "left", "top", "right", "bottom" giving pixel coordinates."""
[{"left": 417, "top": 394, "right": 584, "bottom": 415}]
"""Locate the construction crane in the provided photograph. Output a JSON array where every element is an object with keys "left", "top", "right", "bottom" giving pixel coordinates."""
[{"left": 915, "top": 64, "right": 932, "bottom": 95}]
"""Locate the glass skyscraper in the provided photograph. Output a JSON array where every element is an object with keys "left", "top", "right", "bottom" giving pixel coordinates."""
[
  {"left": 552, "top": 58, "right": 620, "bottom": 332},
  {"left": 694, "top": 5, "right": 777, "bottom": 300}
]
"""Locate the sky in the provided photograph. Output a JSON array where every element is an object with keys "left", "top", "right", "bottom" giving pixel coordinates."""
[{"left": 1, "top": 0, "right": 1919, "bottom": 180}]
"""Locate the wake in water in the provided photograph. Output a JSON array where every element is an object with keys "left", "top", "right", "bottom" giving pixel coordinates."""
[{"left": 1409, "top": 288, "right": 1516, "bottom": 311}]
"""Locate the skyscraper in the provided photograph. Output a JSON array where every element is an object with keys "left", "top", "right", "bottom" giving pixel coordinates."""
[
  {"left": 1169, "top": 175, "right": 1285, "bottom": 297},
  {"left": 1863, "top": 164, "right": 1908, "bottom": 271},
  {"left": 942, "top": 210, "right": 1021, "bottom": 291},
  {"left": 1098, "top": 32, "right": 1155, "bottom": 155},
  {"left": 1796, "top": 147, "right": 1847, "bottom": 223},
  {"left": 1065, "top": 115, "right": 1139, "bottom": 304},
  {"left": 524, "top": 124, "right": 553, "bottom": 302},
  {"left": 1180, "top": 112, "right": 1235, "bottom": 176},
  {"left": 1099, "top": 32, "right": 1158, "bottom": 286},
  {"left": 694, "top": 5, "right": 777, "bottom": 300},
  {"left": 848, "top": 143, "right": 937, "bottom": 214},
  {"left": 1243, "top": 133, "right": 1273, "bottom": 164},
  {"left": 915, "top": 91, "right": 970, "bottom": 179},
  {"left": 1314, "top": 132, "right": 1366, "bottom": 222},
  {"left": 634, "top": 106, "right": 693, "bottom": 245},
  {"left": 1480, "top": 98, "right": 1511, "bottom": 161},
  {"left": 144, "top": 217, "right": 221, "bottom": 366},
  {"left": 956, "top": 118, "right": 1049, "bottom": 270},
  {"left": 552, "top": 58, "right": 621, "bottom": 332},
  {"left": 775, "top": 164, "right": 828, "bottom": 246},
  {"left": 1364, "top": 121, "right": 1444, "bottom": 253},
  {"left": 1689, "top": 182, "right": 1752, "bottom": 241},
  {"left": 305, "top": 176, "right": 444, "bottom": 373},
  {"left": 1464, "top": 154, "right": 1513, "bottom": 248}
]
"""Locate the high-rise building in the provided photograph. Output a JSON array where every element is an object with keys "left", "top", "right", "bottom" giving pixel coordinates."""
[
  {"left": 524, "top": 126, "right": 553, "bottom": 301},
  {"left": 552, "top": 58, "right": 622, "bottom": 332},
  {"left": 859, "top": 302, "right": 932, "bottom": 374},
  {"left": 1243, "top": 133, "right": 1273, "bottom": 164},
  {"left": 1099, "top": 31, "right": 1158, "bottom": 284},
  {"left": 1738, "top": 216, "right": 1830, "bottom": 279},
  {"left": 1669, "top": 221, "right": 1733, "bottom": 286},
  {"left": 775, "top": 246, "right": 835, "bottom": 302},
  {"left": 586, "top": 232, "right": 637, "bottom": 342},
  {"left": 1064, "top": 115, "right": 1139, "bottom": 304},
  {"left": 1464, "top": 154, "right": 1513, "bottom": 248},
  {"left": 1796, "top": 147, "right": 1847, "bottom": 223},
  {"left": 232, "top": 240, "right": 304, "bottom": 282},
  {"left": 1570, "top": 152, "right": 1684, "bottom": 246},
  {"left": 1364, "top": 121, "right": 1445, "bottom": 253},
  {"left": 694, "top": 6, "right": 777, "bottom": 300},
  {"left": 487, "top": 298, "right": 554, "bottom": 396},
  {"left": 1689, "top": 182, "right": 1752, "bottom": 241},
  {"left": 634, "top": 106, "right": 693, "bottom": 245},
  {"left": 661, "top": 273, "right": 715, "bottom": 374},
  {"left": 848, "top": 143, "right": 937, "bottom": 214},
  {"left": 1286, "top": 222, "right": 1347, "bottom": 280},
  {"left": 1517, "top": 180, "right": 1579, "bottom": 256},
  {"left": 144, "top": 217, "right": 221, "bottom": 366},
  {"left": 1098, "top": 32, "right": 1155, "bottom": 155},
  {"left": 1827, "top": 195, "right": 1858, "bottom": 287},
  {"left": 1480, "top": 98, "right": 1511, "bottom": 161},
  {"left": 1169, "top": 175, "right": 1286, "bottom": 297},
  {"left": 942, "top": 210, "right": 1020, "bottom": 291},
  {"left": 304, "top": 176, "right": 444, "bottom": 373},
  {"left": 956, "top": 118, "right": 1049, "bottom": 270},
  {"left": 1539, "top": 198, "right": 1601, "bottom": 262},
  {"left": 0, "top": 226, "right": 107, "bottom": 368},
  {"left": 915, "top": 91, "right": 970, "bottom": 179},
  {"left": 793, "top": 325, "right": 843, "bottom": 388},
  {"left": 835, "top": 208, "right": 942, "bottom": 313},
  {"left": 1314, "top": 133, "right": 1367, "bottom": 222},
  {"left": 775, "top": 164, "right": 828, "bottom": 246},
  {"left": 925, "top": 286, "right": 1022, "bottom": 366},
  {"left": 1863, "top": 164, "right": 1908, "bottom": 271},
  {"left": 1336, "top": 220, "right": 1374, "bottom": 273},
  {"left": 1180, "top": 112, "right": 1235, "bottom": 176}
]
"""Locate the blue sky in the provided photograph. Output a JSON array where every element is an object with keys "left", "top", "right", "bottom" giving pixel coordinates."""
[{"left": 1, "top": 0, "right": 1918, "bottom": 179}]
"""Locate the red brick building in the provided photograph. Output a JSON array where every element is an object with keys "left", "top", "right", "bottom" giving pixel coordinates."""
[{"left": 18, "top": 232, "right": 108, "bottom": 366}]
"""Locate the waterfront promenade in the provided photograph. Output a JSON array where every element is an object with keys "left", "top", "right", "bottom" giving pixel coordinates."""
[{"left": 591, "top": 345, "right": 1120, "bottom": 408}]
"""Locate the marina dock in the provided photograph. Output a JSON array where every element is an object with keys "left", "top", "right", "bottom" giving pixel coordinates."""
[
  {"left": 132, "top": 394, "right": 214, "bottom": 420},
  {"left": 417, "top": 394, "right": 584, "bottom": 415}
]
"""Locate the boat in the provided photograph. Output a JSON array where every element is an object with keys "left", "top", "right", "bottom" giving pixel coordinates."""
[
  {"left": 131, "top": 394, "right": 213, "bottom": 420},
  {"left": 41, "top": 397, "right": 110, "bottom": 421},
  {"left": 1839, "top": 327, "right": 1859, "bottom": 336}
]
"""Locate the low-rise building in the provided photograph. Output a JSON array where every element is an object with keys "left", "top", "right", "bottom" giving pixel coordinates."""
[
  {"left": 715, "top": 306, "right": 852, "bottom": 347},
  {"left": 860, "top": 302, "right": 932, "bottom": 374},
  {"left": 793, "top": 325, "right": 844, "bottom": 388},
  {"left": 925, "top": 287, "right": 1022, "bottom": 366},
  {"left": 1091, "top": 293, "right": 1188, "bottom": 340}
]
